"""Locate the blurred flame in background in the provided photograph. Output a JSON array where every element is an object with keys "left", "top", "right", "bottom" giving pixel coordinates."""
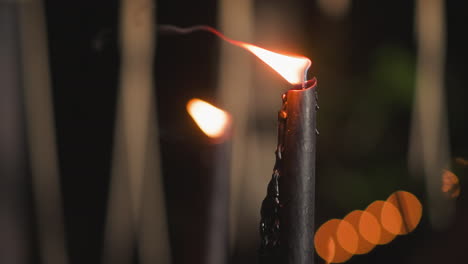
[
  {"left": 187, "top": 98, "right": 231, "bottom": 139},
  {"left": 315, "top": 191, "right": 422, "bottom": 263}
]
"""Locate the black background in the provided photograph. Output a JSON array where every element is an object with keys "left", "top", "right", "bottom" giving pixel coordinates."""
[{"left": 26, "top": 1, "right": 468, "bottom": 263}]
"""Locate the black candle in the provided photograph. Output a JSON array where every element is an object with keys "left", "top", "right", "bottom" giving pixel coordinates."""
[
  {"left": 158, "top": 25, "right": 316, "bottom": 263},
  {"left": 260, "top": 78, "right": 317, "bottom": 264},
  {"left": 187, "top": 98, "right": 232, "bottom": 264}
]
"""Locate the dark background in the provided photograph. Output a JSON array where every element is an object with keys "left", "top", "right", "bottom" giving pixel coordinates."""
[{"left": 5, "top": 0, "right": 468, "bottom": 263}]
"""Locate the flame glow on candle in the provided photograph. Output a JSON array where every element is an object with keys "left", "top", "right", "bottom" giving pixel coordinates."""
[
  {"left": 187, "top": 98, "right": 231, "bottom": 139},
  {"left": 159, "top": 25, "right": 312, "bottom": 85}
]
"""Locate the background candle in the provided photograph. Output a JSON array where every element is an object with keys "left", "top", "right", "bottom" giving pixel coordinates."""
[{"left": 187, "top": 98, "right": 232, "bottom": 264}]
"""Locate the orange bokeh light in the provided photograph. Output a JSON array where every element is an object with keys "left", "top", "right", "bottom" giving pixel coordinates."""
[
  {"left": 343, "top": 210, "right": 379, "bottom": 255},
  {"left": 380, "top": 201, "right": 403, "bottom": 235},
  {"left": 386, "top": 191, "right": 423, "bottom": 234},
  {"left": 442, "top": 170, "right": 461, "bottom": 198},
  {"left": 315, "top": 219, "right": 355, "bottom": 263},
  {"left": 455, "top": 157, "right": 468, "bottom": 166},
  {"left": 186, "top": 98, "right": 231, "bottom": 139},
  {"left": 358, "top": 210, "right": 382, "bottom": 246},
  {"left": 365, "top": 201, "right": 397, "bottom": 245},
  {"left": 315, "top": 191, "right": 423, "bottom": 262},
  {"left": 326, "top": 237, "right": 336, "bottom": 263},
  {"left": 336, "top": 220, "right": 359, "bottom": 255}
]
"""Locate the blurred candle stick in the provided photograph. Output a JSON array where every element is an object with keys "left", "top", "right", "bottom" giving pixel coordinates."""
[
  {"left": 409, "top": 0, "right": 451, "bottom": 230},
  {"left": 1, "top": 4, "right": 30, "bottom": 263},
  {"left": 104, "top": 0, "right": 170, "bottom": 264},
  {"left": 187, "top": 98, "right": 232, "bottom": 264},
  {"left": 17, "top": 1, "right": 69, "bottom": 263}
]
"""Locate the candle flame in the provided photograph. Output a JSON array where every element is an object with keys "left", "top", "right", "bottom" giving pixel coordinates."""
[
  {"left": 159, "top": 25, "right": 312, "bottom": 85},
  {"left": 187, "top": 98, "right": 231, "bottom": 139},
  {"left": 241, "top": 43, "right": 311, "bottom": 84}
]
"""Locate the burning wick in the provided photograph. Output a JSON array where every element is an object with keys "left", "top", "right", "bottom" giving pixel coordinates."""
[{"left": 159, "top": 24, "right": 312, "bottom": 86}]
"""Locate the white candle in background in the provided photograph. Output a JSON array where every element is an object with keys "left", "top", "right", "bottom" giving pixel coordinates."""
[
  {"left": 103, "top": 0, "right": 171, "bottom": 264},
  {"left": 18, "top": 1, "right": 69, "bottom": 263}
]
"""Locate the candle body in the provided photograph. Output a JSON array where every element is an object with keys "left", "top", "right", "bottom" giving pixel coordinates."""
[
  {"left": 280, "top": 80, "right": 317, "bottom": 264},
  {"left": 204, "top": 139, "right": 231, "bottom": 264},
  {"left": 260, "top": 79, "right": 317, "bottom": 264}
]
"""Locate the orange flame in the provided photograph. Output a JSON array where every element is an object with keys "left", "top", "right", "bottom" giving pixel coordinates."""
[
  {"left": 187, "top": 98, "right": 231, "bottom": 139},
  {"left": 159, "top": 25, "right": 312, "bottom": 85},
  {"left": 241, "top": 43, "right": 311, "bottom": 84}
]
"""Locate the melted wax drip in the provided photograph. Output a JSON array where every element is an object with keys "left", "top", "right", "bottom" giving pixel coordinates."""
[{"left": 259, "top": 93, "right": 288, "bottom": 255}]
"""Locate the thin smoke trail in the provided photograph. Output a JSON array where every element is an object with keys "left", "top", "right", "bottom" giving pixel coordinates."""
[
  {"left": 158, "top": 24, "right": 244, "bottom": 46},
  {"left": 158, "top": 24, "right": 311, "bottom": 85}
]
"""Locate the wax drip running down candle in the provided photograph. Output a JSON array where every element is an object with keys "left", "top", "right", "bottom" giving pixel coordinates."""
[
  {"left": 158, "top": 25, "right": 311, "bottom": 86},
  {"left": 259, "top": 78, "right": 318, "bottom": 264},
  {"left": 160, "top": 25, "right": 317, "bottom": 264}
]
